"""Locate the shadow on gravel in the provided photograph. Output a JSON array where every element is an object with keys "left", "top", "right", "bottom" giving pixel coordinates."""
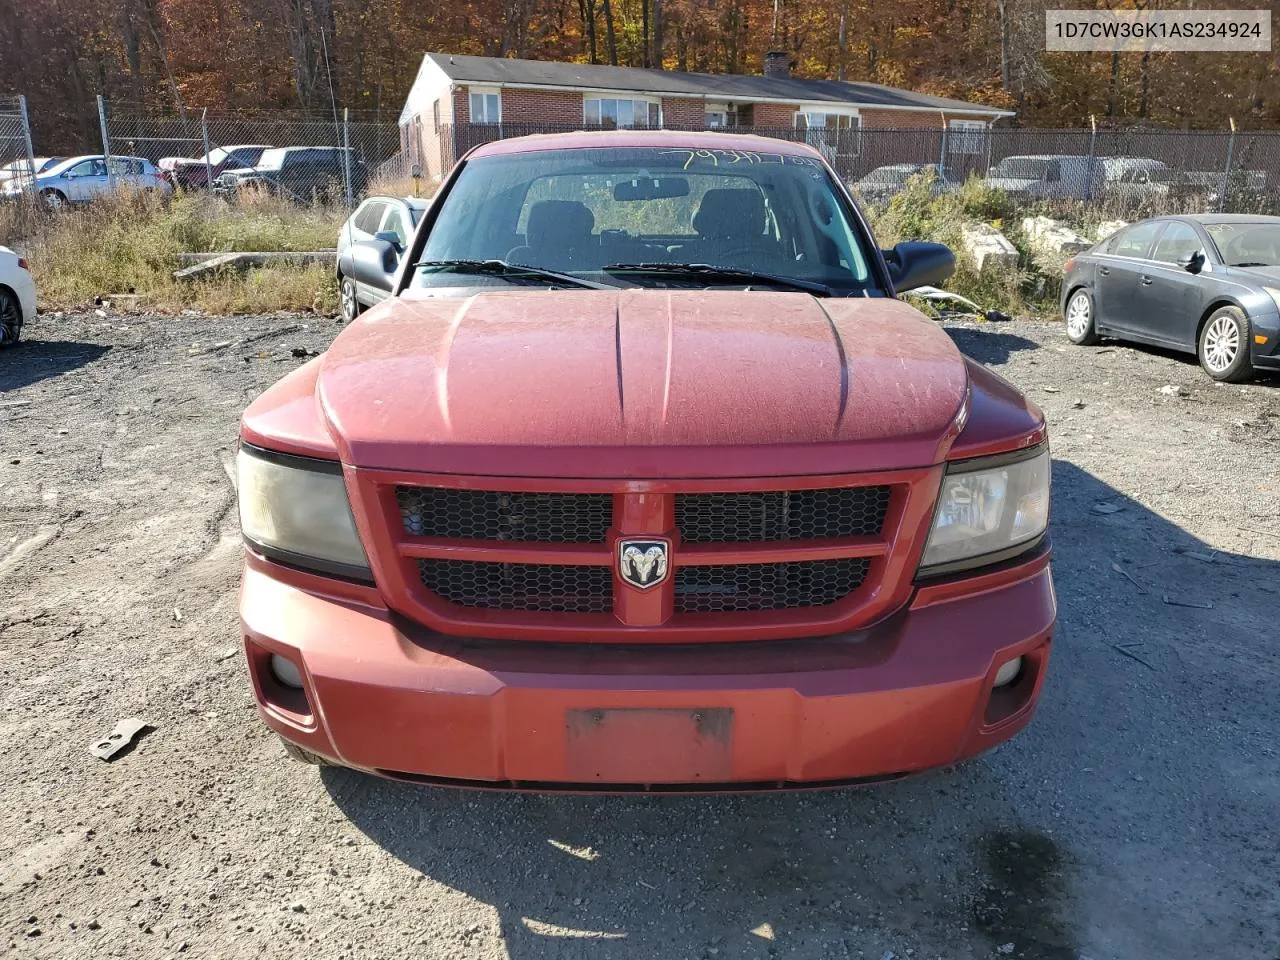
[
  {"left": 943, "top": 325, "right": 1041, "bottom": 366},
  {"left": 1091, "top": 339, "right": 1280, "bottom": 388},
  {"left": 0, "top": 340, "right": 111, "bottom": 393},
  {"left": 320, "top": 459, "right": 1278, "bottom": 960}
]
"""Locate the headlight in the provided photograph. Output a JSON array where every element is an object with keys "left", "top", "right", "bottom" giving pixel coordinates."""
[
  {"left": 1263, "top": 287, "right": 1280, "bottom": 313},
  {"left": 237, "top": 444, "right": 371, "bottom": 580},
  {"left": 919, "top": 446, "right": 1050, "bottom": 575}
]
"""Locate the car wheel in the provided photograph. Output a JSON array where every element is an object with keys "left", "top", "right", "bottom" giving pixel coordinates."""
[
  {"left": 0, "top": 288, "right": 22, "bottom": 347},
  {"left": 339, "top": 276, "right": 361, "bottom": 323},
  {"left": 1064, "top": 288, "right": 1100, "bottom": 345},
  {"left": 40, "top": 189, "right": 66, "bottom": 211},
  {"left": 1197, "top": 306, "right": 1253, "bottom": 382},
  {"left": 279, "top": 737, "right": 329, "bottom": 765}
]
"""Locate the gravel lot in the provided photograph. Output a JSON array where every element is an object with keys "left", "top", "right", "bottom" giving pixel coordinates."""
[{"left": 1, "top": 309, "right": 1277, "bottom": 960}]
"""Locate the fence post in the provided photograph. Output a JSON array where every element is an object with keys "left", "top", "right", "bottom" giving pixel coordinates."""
[
  {"left": 1218, "top": 117, "right": 1236, "bottom": 213},
  {"left": 17, "top": 95, "right": 36, "bottom": 195},
  {"left": 200, "top": 108, "right": 214, "bottom": 191},
  {"left": 342, "top": 107, "right": 353, "bottom": 210},
  {"left": 938, "top": 119, "right": 949, "bottom": 180},
  {"left": 96, "top": 95, "right": 112, "bottom": 186},
  {"left": 1085, "top": 114, "right": 1097, "bottom": 201}
]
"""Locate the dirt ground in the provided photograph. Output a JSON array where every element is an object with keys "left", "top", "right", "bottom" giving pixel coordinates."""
[{"left": 1, "top": 308, "right": 1277, "bottom": 960}]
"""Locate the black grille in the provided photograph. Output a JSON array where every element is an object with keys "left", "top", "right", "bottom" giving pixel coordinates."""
[
  {"left": 674, "top": 558, "right": 871, "bottom": 613},
  {"left": 417, "top": 559, "right": 612, "bottom": 613},
  {"left": 676, "top": 487, "right": 891, "bottom": 543},
  {"left": 398, "top": 488, "right": 612, "bottom": 543}
]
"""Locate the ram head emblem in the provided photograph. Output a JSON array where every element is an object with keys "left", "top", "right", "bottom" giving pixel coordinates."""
[{"left": 618, "top": 540, "right": 670, "bottom": 589}]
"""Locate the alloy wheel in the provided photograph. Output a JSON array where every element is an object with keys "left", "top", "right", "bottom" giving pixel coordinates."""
[
  {"left": 339, "top": 279, "right": 357, "bottom": 322},
  {"left": 1202, "top": 315, "right": 1239, "bottom": 373},
  {"left": 1066, "top": 292, "right": 1091, "bottom": 339}
]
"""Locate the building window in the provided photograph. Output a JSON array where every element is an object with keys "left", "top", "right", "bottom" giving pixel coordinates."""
[
  {"left": 948, "top": 119, "right": 988, "bottom": 155},
  {"left": 794, "top": 111, "right": 861, "bottom": 157},
  {"left": 584, "top": 97, "right": 661, "bottom": 128},
  {"left": 469, "top": 91, "right": 501, "bottom": 124},
  {"left": 433, "top": 100, "right": 441, "bottom": 132},
  {"left": 704, "top": 103, "right": 730, "bottom": 128}
]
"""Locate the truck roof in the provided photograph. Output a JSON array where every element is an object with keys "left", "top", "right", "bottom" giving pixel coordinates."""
[{"left": 468, "top": 129, "right": 826, "bottom": 161}]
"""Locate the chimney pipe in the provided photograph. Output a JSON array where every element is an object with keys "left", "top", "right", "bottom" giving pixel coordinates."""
[{"left": 764, "top": 51, "right": 791, "bottom": 79}]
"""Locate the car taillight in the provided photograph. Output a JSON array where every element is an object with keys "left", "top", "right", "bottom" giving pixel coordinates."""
[
  {"left": 1063, "top": 258, "right": 1074, "bottom": 273},
  {"left": 17, "top": 257, "right": 28, "bottom": 271}
]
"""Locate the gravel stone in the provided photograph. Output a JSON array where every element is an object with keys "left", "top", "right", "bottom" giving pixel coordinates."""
[{"left": 0, "top": 312, "right": 1276, "bottom": 959}]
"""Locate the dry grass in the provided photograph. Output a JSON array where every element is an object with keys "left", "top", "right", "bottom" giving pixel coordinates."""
[
  {"left": 4, "top": 189, "right": 346, "bottom": 312},
  {"left": 3, "top": 185, "right": 437, "bottom": 313}
]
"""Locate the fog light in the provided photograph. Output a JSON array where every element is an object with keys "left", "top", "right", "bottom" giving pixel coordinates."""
[
  {"left": 993, "top": 656, "right": 1023, "bottom": 688},
  {"left": 270, "top": 654, "right": 304, "bottom": 689}
]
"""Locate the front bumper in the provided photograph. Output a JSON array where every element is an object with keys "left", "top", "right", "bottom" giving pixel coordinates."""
[
  {"left": 1250, "top": 311, "right": 1280, "bottom": 370},
  {"left": 240, "top": 551, "right": 1055, "bottom": 790}
]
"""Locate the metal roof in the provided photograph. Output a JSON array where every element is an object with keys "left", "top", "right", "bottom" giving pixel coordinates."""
[{"left": 425, "top": 53, "right": 1014, "bottom": 116}]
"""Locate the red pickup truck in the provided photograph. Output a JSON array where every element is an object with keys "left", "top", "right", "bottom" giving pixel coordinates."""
[
  {"left": 158, "top": 144, "right": 271, "bottom": 190},
  {"left": 237, "top": 130, "right": 1054, "bottom": 790}
]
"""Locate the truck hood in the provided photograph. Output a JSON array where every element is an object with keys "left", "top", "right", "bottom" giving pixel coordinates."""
[{"left": 312, "top": 290, "right": 970, "bottom": 478}]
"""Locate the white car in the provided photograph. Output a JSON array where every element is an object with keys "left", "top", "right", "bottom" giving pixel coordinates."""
[
  {"left": 0, "top": 154, "right": 172, "bottom": 208},
  {"left": 0, "top": 246, "right": 36, "bottom": 346},
  {"left": 0, "top": 157, "right": 60, "bottom": 189}
]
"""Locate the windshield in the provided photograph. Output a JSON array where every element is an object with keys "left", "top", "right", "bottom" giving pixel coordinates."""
[
  {"left": 990, "top": 158, "right": 1050, "bottom": 180},
  {"left": 414, "top": 146, "right": 874, "bottom": 293},
  {"left": 1205, "top": 222, "right": 1280, "bottom": 266},
  {"left": 256, "top": 148, "right": 287, "bottom": 170},
  {"left": 204, "top": 147, "right": 231, "bottom": 166},
  {"left": 45, "top": 156, "right": 96, "bottom": 176}
]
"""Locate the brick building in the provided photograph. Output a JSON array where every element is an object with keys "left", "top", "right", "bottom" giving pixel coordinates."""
[{"left": 399, "top": 52, "right": 1014, "bottom": 182}]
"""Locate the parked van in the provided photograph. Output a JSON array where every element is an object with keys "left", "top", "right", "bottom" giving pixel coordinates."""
[{"left": 984, "top": 154, "right": 1104, "bottom": 200}]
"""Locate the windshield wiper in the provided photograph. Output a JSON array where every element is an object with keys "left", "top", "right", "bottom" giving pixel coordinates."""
[
  {"left": 1229, "top": 261, "right": 1270, "bottom": 268},
  {"left": 602, "top": 262, "right": 836, "bottom": 297},
  {"left": 413, "top": 259, "right": 612, "bottom": 290}
]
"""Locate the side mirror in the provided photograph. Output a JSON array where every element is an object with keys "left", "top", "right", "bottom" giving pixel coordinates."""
[
  {"left": 373, "top": 229, "right": 403, "bottom": 251},
  {"left": 883, "top": 241, "right": 956, "bottom": 292},
  {"left": 1176, "top": 250, "right": 1204, "bottom": 273},
  {"left": 347, "top": 239, "right": 400, "bottom": 289}
]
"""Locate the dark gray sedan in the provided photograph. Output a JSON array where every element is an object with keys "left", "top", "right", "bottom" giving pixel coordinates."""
[{"left": 1060, "top": 214, "right": 1280, "bottom": 381}]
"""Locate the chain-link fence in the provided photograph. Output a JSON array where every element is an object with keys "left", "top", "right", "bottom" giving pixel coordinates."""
[
  {"left": 13, "top": 98, "right": 1280, "bottom": 222},
  {"left": 100, "top": 102, "right": 405, "bottom": 210},
  {"left": 438, "top": 121, "right": 1280, "bottom": 218},
  {"left": 0, "top": 95, "right": 37, "bottom": 191}
]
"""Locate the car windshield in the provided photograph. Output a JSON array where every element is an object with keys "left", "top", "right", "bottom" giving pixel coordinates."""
[
  {"left": 414, "top": 145, "right": 874, "bottom": 294},
  {"left": 1205, "top": 222, "right": 1280, "bottom": 266},
  {"left": 990, "top": 158, "right": 1050, "bottom": 180},
  {"left": 204, "top": 147, "right": 232, "bottom": 165},
  {"left": 256, "top": 148, "right": 288, "bottom": 170}
]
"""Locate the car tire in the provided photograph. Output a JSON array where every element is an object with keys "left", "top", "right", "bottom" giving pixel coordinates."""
[
  {"left": 1197, "top": 306, "right": 1253, "bottom": 383},
  {"left": 1064, "top": 287, "right": 1100, "bottom": 345},
  {"left": 40, "top": 189, "right": 67, "bottom": 211},
  {"left": 0, "top": 288, "right": 22, "bottom": 347},
  {"left": 339, "top": 275, "right": 361, "bottom": 324},
  {"left": 279, "top": 737, "right": 329, "bottom": 765}
]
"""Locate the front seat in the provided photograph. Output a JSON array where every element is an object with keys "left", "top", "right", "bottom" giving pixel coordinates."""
[
  {"left": 508, "top": 200, "right": 597, "bottom": 271},
  {"left": 692, "top": 188, "right": 770, "bottom": 263}
]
